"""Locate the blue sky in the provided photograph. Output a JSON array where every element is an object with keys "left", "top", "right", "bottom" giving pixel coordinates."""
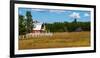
[{"left": 18, "top": 8, "right": 91, "bottom": 23}]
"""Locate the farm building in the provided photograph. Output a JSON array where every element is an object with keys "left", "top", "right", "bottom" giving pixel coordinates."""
[
  {"left": 32, "top": 23, "right": 46, "bottom": 33},
  {"left": 75, "top": 27, "right": 83, "bottom": 32}
]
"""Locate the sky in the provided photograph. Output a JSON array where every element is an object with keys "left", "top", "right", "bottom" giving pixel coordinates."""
[{"left": 18, "top": 8, "right": 91, "bottom": 23}]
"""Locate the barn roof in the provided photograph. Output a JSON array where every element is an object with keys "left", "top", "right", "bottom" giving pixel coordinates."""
[{"left": 33, "top": 23, "right": 42, "bottom": 30}]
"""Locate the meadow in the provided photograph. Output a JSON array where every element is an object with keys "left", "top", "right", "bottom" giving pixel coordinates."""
[{"left": 19, "top": 31, "right": 90, "bottom": 50}]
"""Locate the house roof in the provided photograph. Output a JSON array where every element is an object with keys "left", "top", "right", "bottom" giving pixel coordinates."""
[{"left": 33, "top": 23, "right": 42, "bottom": 30}]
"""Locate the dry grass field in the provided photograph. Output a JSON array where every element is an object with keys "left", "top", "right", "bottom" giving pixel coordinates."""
[{"left": 19, "top": 31, "right": 90, "bottom": 50}]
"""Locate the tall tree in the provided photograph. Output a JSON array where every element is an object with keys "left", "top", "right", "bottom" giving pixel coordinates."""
[
  {"left": 26, "top": 11, "right": 33, "bottom": 33},
  {"left": 19, "top": 15, "right": 26, "bottom": 35},
  {"left": 73, "top": 18, "right": 77, "bottom": 23}
]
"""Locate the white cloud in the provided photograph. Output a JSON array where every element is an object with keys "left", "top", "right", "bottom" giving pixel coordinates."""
[
  {"left": 31, "top": 9, "right": 66, "bottom": 13},
  {"left": 84, "top": 13, "right": 90, "bottom": 17},
  {"left": 69, "top": 12, "right": 80, "bottom": 19},
  {"left": 49, "top": 9, "right": 66, "bottom": 13},
  {"left": 32, "top": 9, "right": 45, "bottom": 11}
]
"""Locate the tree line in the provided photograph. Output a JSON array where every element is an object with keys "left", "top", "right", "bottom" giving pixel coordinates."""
[{"left": 45, "top": 19, "right": 90, "bottom": 32}]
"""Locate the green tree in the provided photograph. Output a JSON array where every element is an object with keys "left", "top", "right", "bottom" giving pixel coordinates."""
[
  {"left": 26, "top": 11, "right": 33, "bottom": 33},
  {"left": 19, "top": 15, "right": 26, "bottom": 35},
  {"left": 73, "top": 18, "right": 77, "bottom": 23}
]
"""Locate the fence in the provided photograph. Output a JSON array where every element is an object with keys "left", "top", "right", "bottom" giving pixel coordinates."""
[{"left": 19, "top": 32, "right": 53, "bottom": 39}]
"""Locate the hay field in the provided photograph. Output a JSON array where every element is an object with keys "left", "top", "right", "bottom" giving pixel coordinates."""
[{"left": 19, "top": 31, "right": 90, "bottom": 50}]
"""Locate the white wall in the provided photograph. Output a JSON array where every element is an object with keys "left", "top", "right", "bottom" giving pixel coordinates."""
[
  {"left": 21, "top": 0, "right": 96, "bottom": 5},
  {"left": 0, "top": 0, "right": 99, "bottom": 58}
]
